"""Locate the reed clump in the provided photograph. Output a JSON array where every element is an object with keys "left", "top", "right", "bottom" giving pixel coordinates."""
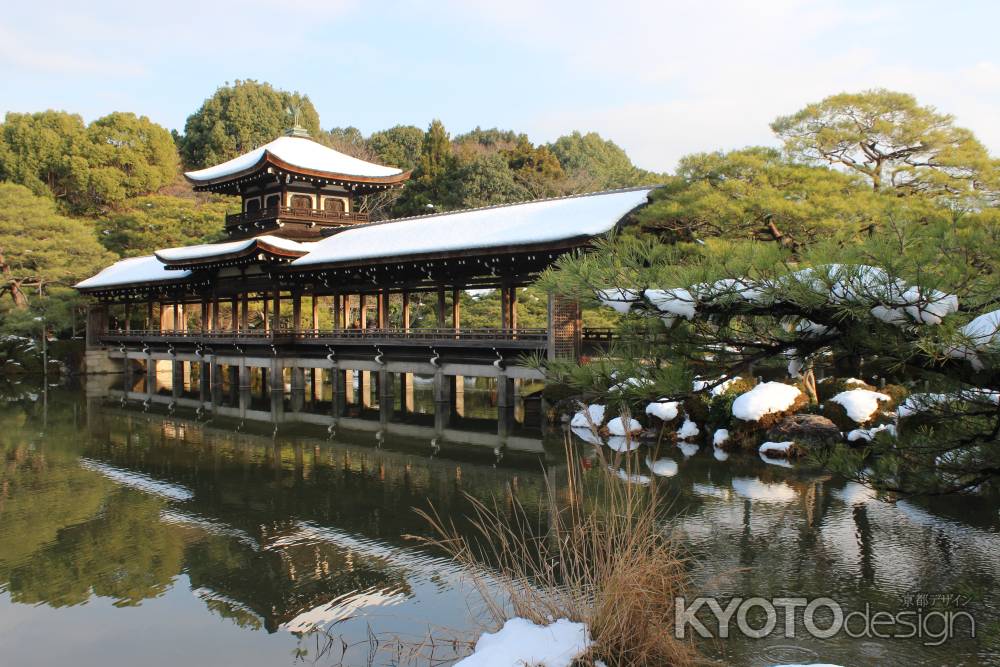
[{"left": 415, "top": 435, "right": 700, "bottom": 666}]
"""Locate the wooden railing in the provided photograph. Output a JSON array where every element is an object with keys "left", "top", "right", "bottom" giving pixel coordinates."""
[
  {"left": 101, "top": 327, "right": 548, "bottom": 346},
  {"left": 225, "top": 206, "right": 368, "bottom": 228}
]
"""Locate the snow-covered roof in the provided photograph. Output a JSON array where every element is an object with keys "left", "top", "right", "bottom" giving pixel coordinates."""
[
  {"left": 184, "top": 135, "right": 405, "bottom": 184},
  {"left": 75, "top": 255, "right": 191, "bottom": 290},
  {"left": 293, "top": 187, "right": 654, "bottom": 268},
  {"left": 155, "top": 235, "right": 311, "bottom": 265}
]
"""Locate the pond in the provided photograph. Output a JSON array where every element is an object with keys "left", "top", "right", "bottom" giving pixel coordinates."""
[{"left": 0, "top": 379, "right": 997, "bottom": 666}]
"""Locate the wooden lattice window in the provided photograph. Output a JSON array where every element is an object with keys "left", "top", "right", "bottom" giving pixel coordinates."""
[
  {"left": 324, "top": 197, "right": 346, "bottom": 213},
  {"left": 290, "top": 194, "right": 313, "bottom": 210},
  {"left": 264, "top": 194, "right": 280, "bottom": 209}
]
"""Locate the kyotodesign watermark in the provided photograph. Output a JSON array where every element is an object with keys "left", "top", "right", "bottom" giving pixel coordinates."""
[{"left": 674, "top": 595, "right": 976, "bottom": 646}]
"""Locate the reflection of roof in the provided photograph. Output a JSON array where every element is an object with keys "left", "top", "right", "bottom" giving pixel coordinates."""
[
  {"left": 184, "top": 135, "right": 406, "bottom": 185},
  {"left": 293, "top": 187, "right": 654, "bottom": 268},
  {"left": 74, "top": 255, "right": 191, "bottom": 290}
]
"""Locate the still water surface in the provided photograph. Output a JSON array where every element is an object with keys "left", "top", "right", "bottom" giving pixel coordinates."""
[{"left": 0, "top": 381, "right": 998, "bottom": 666}]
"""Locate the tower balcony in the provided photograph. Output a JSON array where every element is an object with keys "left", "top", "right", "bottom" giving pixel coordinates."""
[{"left": 225, "top": 205, "right": 369, "bottom": 237}]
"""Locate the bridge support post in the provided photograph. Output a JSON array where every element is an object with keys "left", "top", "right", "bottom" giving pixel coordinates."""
[
  {"left": 331, "top": 366, "right": 346, "bottom": 418},
  {"left": 270, "top": 358, "right": 285, "bottom": 422},
  {"left": 450, "top": 375, "right": 465, "bottom": 417},
  {"left": 434, "top": 370, "right": 451, "bottom": 432},
  {"left": 290, "top": 365, "right": 305, "bottom": 412},
  {"left": 400, "top": 372, "right": 414, "bottom": 413},
  {"left": 238, "top": 360, "right": 250, "bottom": 420},
  {"left": 378, "top": 368, "right": 394, "bottom": 424},
  {"left": 171, "top": 359, "right": 184, "bottom": 398},
  {"left": 497, "top": 374, "right": 516, "bottom": 436},
  {"left": 360, "top": 370, "right": 372, "bottom": 409}
]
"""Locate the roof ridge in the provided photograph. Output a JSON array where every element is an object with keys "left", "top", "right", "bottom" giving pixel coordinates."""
[{"left": 335, "top": 185, "right": 659, "bottom": 233}]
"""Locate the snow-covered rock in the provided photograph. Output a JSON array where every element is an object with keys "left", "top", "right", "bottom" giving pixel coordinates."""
[
  {"left": 607, "top": 416, "right": 642, "bottom": 436},
  {"left": 712, "top": 428, "right": 730, "bottom": 447},
  {"left": 570, "top": 404, "right": 606, "bottom": 428},
  {"left": 731, "top": 382, "right": 803, "bottom": 422},
  {"left": 645, "top": 400, "right": 680, "bottom": 422},
  {"left": 829, "top": 389, "right": 891, "bottom": 424},
  {"left": 455, "top": 617, "right": 593, "bottom": 667}
]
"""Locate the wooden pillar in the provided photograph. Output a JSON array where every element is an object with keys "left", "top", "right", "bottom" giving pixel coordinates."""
[
  {"left": 341, "top": 294, "right": 351, "bottom": 330},
  {"left": 378, "top": 290, "right": 388, "bottom": 329},
  {"left": 172, "top": 303, "right": 180, "bottom": 332},
  {"left": 402, "top": 291, "right": 410, "bottom": 333},
  {"left": 311, "top": 296, "right": 319, "bottom": 334},
  {"left": 359, "top": 293, "right": 367, "bottom": 329},
  {"left": 292, "top": 293, "right": 302, "bottom": 334},
  {"left": 231, "top": 297, "right": 239, "bottom": 332},
  {"left": 509, "top": 286, "right": 518, "bottom": 331},
  {"left": 272, "top": 290, "right": 282, "bottom": 332},
  {"left": 333, "top": 293, "right": 342, "bottom": 330},
  {"left": 201, "top": 299, "right": 210, "bottom": 331},
  {"left": 500, "top": 285, "right": 509, "bottom": 329},
  {"left": 263, "top": 294, "right": 270, "bottom": 333},
  {"left": 212, "top": 299, "right": 221, "bottom": 331},
  {"left": 146, "top": 300, "right": 154, "bottom": 331},
  {"left": 452, "top": 287, "right": 461, "bottom": 334},
  {"left": 241, "top": 293, "right": 249, "bottom": 332},
  {"left": 124, "top": 301, "right": 131, "bottom": 332},
  {"left": 437, "top": 287, "right": 446, "bottom": 328}
]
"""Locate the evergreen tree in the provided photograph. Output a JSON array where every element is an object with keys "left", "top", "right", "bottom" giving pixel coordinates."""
[
  {"left": 548, "top": 131, "right": 656, "bottom": 190},
  {"left": 367, "top": 125, "right": 424, "bottom": 171},
  {"left": 393, "top": 119, "right": 460, "bottom": 215},
  {"left": 96, "top": 194, "right": 234, "bottom": 257},
  {"left": 178, "top": 80, "right": 321, "bottom": 169},
  {"left": 0, "top": 184, "right": 116, "bottom": 335},
  {"left": 772, "top": 89, "right": 999, "bottom": 202}
]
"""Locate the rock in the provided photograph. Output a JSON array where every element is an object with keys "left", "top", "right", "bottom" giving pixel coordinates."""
[{"left": 767, "top": 414, "right": 841, "bottom": 448}]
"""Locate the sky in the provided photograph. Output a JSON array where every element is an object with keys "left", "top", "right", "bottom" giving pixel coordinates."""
[{"left": 2, "top": 0, "right": 999, "bottom": 172}]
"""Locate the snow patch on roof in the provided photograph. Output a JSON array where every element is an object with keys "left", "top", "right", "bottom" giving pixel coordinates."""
[
  {"left": 155, "top": 235, "right": 310, "bottom": 262},
  {"left": 75, "top": 255, "right": 191, "bottom": 289},
  {"left": 294, "top": 188, "right": 653, "bottom": 267},
  {"left": 185, "top": 135, "right": 403, "bottom": 182}
]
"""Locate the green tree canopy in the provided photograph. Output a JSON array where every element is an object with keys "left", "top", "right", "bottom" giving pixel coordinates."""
[
  {"left": 634, "top": 147, "right": 902, "bottom": 247},
  {"left": 367, "top": 125, "right": 424, "bottom": 172},
  {"left": 178, "top": 80, "right": 321, "bottom": 169},
  {"left": 771, "top": 89, "right": 999, "bottom": 202},
  {"left": 393, "top": 119, "right": 460, "bottom": 215},
  {"left": 0, "top": 111, "right": 178, "bottom": 215},
  {"left": 548, "top": 131, "right": 655, "bottom": 190},
  {"left": 0, "top": 184, "right": 115, "bottom": 333},
  {"left": 95, "top": 194, "right": 234, "bottom": 258}
]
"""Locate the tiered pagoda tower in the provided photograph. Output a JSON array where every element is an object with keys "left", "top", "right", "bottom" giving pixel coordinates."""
[{"left": 185, "top": 127, "right": 410, "bottom": 240}]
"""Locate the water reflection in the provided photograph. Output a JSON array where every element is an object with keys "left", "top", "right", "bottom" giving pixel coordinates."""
[{"left": 0, "top": 382, "right": 998, "bottom": 666}]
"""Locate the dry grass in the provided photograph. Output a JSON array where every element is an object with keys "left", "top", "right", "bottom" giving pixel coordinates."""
[{"left": 414, "top": 434, "right": 700, "bottom": 666}]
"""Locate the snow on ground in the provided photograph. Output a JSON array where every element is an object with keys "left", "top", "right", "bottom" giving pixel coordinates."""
[
  {"left": 571, "top": 404, "right": 606, "bottom": 428},
  {"left": 847, "top": 423, "right": 897, "bottom": 442},
  {"left": 759, "top": 441, "right": 795, "bottom": 458},
  {"left": 829, "top": 388, "right": 891, "bottom": 423},
  {"left": 713, "top": 428, "right": 730, "bottom": 447},
  {"left": 676, "top": 416, "right": 700, "bottom": 440},
  {"left": 646, "top": 457, "right": 679, "bottom": 477},
  {"left": 455, "top": 618, "right": 593, "bottom": 667},
  {"left": 645, "top": 400, "right": 679, "bottom": 421},
  {"left": 731, "top": 382, "right": 802, "bottom": 421},
  {"left": 607, "top": 416, "right": 642, "bottom": 435}
]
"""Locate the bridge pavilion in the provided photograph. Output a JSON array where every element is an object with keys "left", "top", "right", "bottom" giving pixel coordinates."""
[{"left": 76, "top": 129, "right": 653, "bottom": 434}]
